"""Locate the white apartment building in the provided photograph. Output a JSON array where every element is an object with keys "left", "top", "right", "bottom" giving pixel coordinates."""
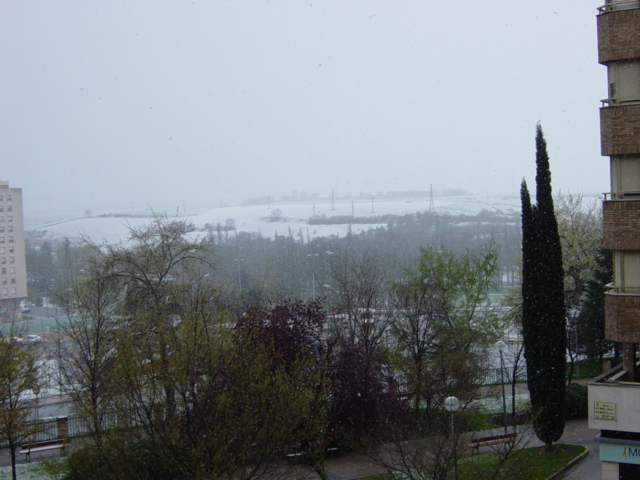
[{"left": 0, "top": 181, "right": 28, "bottom": 314}]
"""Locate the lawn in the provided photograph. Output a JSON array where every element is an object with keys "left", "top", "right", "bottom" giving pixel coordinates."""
[
  {"left": 459, "top": 444, "right": 585, "bottom": 479},
  {"left": 358, "top": 444, "right": 586, "bottom": 480}
]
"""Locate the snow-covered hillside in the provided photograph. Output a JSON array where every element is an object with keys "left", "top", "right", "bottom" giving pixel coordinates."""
[{"left": 29, "top": 194, "right": 521, "bottom": 245}]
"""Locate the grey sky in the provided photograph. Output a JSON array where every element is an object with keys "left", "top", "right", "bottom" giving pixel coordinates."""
[{"left": 2, "top": 1, "right": 606, "bottom": 217}]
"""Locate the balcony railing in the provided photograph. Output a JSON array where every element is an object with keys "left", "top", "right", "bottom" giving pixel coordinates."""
[
  {"left": 598, "top": 1, "right": 640, "bottom": 13},
  {"left": 600, "top": 98, "right": 640, "bottom": 107},
  {"left": 603, "top": 191, "right": 640, "bottom": 200},
  {"left": 605, "top": 282, "right": 640, "bottom": 295}
]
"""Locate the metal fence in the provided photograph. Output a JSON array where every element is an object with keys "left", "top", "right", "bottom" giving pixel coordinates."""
[
  {"left": 482, "top": 366, "right": 528, "bottom": 386},
  {"left": 0, "top": 412, "right": 142, "bottom": 448},
  {"left": 28, "top": 418, "right": 59, "bottom": 443}
]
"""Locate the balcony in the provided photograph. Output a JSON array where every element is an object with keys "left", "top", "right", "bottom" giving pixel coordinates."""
[
  {"left": 597, "top": 4, "right": 640, "bottom": 64},
  {"left": 600, "top": 104, "right": 640, "bottom": 156},
  {"left": 598, "top": 1, "right": 640, "bottom": 13},
  {"left": 589, "top": 361, "right": 640, "bottom": 433},
  {"left": 603, "top": 199, "right": 640, "bottom": 249},
  {"left": 604, "top": 287, "right": 640, "bottom": 343}
]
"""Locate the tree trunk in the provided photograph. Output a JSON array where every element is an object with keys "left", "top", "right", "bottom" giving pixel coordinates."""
[{"left": 9, "top": 441, "right": 17, "bottom": 480}]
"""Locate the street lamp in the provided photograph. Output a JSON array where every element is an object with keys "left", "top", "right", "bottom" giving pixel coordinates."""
[
  {"left": 495, "top": 340, "right": 507, "bottom": 432},
  {"left": 444, "top": 396, "right": 460, "bottom": 480},
  {"left": 233, "top": 259, "right": 244, "bottom": 292},
  {"left": 307, "top": 253, "right": 319, "bottom": 298},
  {"left": 324, "top": 250, "right": 333, "bottom": 286},
  {"left": 322, "top": 284, "right": 332, "bottom": 310}
]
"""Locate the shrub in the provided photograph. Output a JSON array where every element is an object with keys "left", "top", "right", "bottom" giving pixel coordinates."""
[
  {"left": 61, "top": 439, "right": 182, "bottom": 480},
  {"left": 564, "top": 383, "right": 588, "bottom": 420}
]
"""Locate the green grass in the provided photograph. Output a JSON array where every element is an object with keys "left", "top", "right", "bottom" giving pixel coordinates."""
[
  {"left": 357, "top": 444, "right": 586, "bottom": 480},
  {"left": 459, "top": 444, "right": 585, "bottom": 480}
]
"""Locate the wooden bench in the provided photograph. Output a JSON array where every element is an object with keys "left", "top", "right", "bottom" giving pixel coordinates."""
[
  {"left": 467, "top": 432, "right": 516, "bottom": 454},
  {"left": 285, "top": 442, "right": 338, "bottom": 462},
  {"left": 19, "top": 438, "right": 71, "bottom": 462}
]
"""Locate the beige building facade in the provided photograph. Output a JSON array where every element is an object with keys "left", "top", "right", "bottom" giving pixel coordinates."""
[
  {"left": 589, "top": 2, "right": 640, "bottom": 479},
  {"left": 0, "top": 181, "right": 28, "bottom": 314}
]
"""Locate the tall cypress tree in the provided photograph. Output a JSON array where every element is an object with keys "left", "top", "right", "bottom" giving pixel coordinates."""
[{"left": 521, "top": 124, "right": 567, "bottom": 450}]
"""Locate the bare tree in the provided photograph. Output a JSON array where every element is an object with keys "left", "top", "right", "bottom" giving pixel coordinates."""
[
  {"left": 372, "top": 408, "right": 535, "bottom": 480},
  {"left": 328, "top": 248, "right": 391, "bottom": 361},
  {"left": 55, "top": 253, "right": 121, "bottom": 446}
]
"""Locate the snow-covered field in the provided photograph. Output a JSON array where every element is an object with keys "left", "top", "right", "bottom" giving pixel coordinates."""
[{"left": 29, "top": 194, "right": 521, "bottom": 245}]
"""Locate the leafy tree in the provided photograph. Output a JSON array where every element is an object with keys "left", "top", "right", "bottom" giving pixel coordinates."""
[
  {"left": 555, "top": 193, "right": 603, "bottom": 382},
  {"left": 579, "top": 249, "right": 614, "bottom": 361},
  {"left": 234, "top": 299, "right": 331, "bottom": 479},
  {"left": 25, "top": 241, "right": 56, "bottom": 294},
  {"left": 555, "top": 192, "right": 602, "bottom": 312},
  {"left": 326, "top": 339, "right": 405, "bottom": 448},
  {"left": 234, "top": 299, "right": 325, "bottom": 371},
  {"left": 521, "top": 124, "right": 567, "bottom": 450},
  {"left": 0, "top": 337, "right": 38, "bottom": 480},
  {"left": 390, "top": 246, "right": 500, "bottom": 416}
]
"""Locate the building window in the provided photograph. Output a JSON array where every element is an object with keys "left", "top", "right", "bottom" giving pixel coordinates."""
[
  {"left": 0, "top": 258, "right": 4, "bottom": 264},
  {"left": 607, "top": 61, "right": 640, "bottom": 104},
  {"left": 0, "top": 238, "right": 4, "bottom": 244},
  {"left": 10, "top": 278, "right": 15, "bottom": 284},
  {"left": 2, "top": 279, "right": 6, "bottom": 285},
  {"left": 10, "top": 257, "right": 14, "bottom": 264},
  {"left": 8, "top": 226, "right": 12, "bottom": 233},
  {"left": 10, "top": 288, "right": 15, "bottom": 294},
  {"left": 0, "top": 248, "right": 3, "bottom": 254},
  {"left": 7, "top": 195, "right": 11, "bottom": 201},
  {"left": 0, "top": 227, "right": 3, "bottom": 233},
  {"left": 8, "top": 237, "right": 13, "bottom": 243},
  {"left": 0, "top": 195, "right": 2, "bottom": 201},
  {"left": 2, "top": 289, "right": 7, "bottom": 295},
  {"left": 1, "top": 268, "right": 5, "bottom": 274},
  {"left": 9, "top": 247, "right": 13, "bottom": 254},
  {"left": 8, "top": 216, "right": 12, "bottom": 222},
  {"left": 9, "top": 267, "right": 14, "bottom": 274},
  {"left": 7, "top": 206, "right": 12, "bottom": 212},
  {"left": 0, "top": 217, "right": 3, "bottom": 223},
  {"left": 0, "top": 206, "right": 3, "bottom": 212}
]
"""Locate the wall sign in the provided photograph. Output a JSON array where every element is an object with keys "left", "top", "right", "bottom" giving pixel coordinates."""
[
  {"left": 600, "top": 442, "right": 640, "bottom": 465},
  {"left": 594, "top": 401, "right": 617, "bottom": 421}
]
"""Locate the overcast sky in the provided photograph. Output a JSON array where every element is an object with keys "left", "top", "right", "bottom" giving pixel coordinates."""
[{"left": 2, "top": 1, "right": 606, "bottom": 217}]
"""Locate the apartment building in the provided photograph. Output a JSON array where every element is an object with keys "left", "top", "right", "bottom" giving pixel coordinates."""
[
  {"left": 588, "top": 2, "right": 640, "bottom": 479},
  {"left": 0, "top": 181, "right": 28, "bottom": 314}
]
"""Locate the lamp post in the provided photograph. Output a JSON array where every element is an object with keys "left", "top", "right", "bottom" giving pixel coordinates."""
[
  {"left": 570, "top": 307, "right": 580, "bottom": 378},
  {"left": 322, "top": 284, "right": 332, "bottom": 311},
  {"left": 325, "top": 250, "right": 333, "bottom": 286},
  {"left": 233, "top": 259, "right": 244, "bottom": 292},
  {"left": 495, "top": 340, "right": 507, "bottom": 432},
  {"left": 307, "top": 253, "right": 319, "bottom": 298},
  {"left": 444, "top": 396, "right": 460, "bottom": 480},
  {"left": 32, "top": 383, "right": 40, "bottom": 420}
]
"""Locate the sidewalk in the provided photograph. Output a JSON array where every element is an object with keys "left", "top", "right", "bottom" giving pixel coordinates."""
[
  {"left": 0, "top": 418, "right": 598, "bottom": 480},
  {"left": 314, "top": 418, "right": 599, "bottom": 480}
]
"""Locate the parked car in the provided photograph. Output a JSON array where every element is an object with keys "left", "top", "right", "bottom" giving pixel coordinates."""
[
  {"left": 24, "top": 335, "right": 42, "bottom": 344},
  {"left": 21, "top": 306, "right": 31, "bottom": 313}
]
